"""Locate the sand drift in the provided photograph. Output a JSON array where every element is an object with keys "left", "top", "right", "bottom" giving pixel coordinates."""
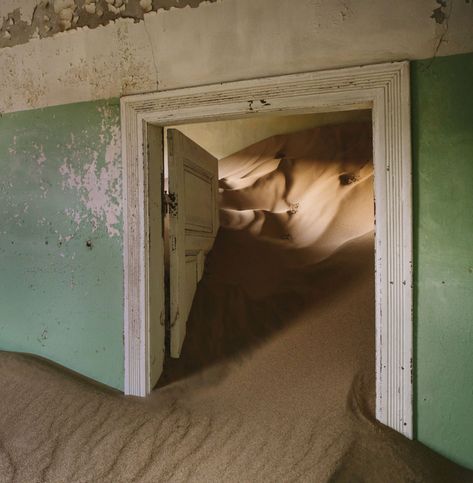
[{"left": 0, "top": 123, "right": 471, "bottom": 482}]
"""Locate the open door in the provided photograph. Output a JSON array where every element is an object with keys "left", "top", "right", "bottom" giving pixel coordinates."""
[
  {"left": 147, "top": 124, "right": 166, "bottom": 389},
  {"left": 167, "top": 129, "right": 219, "bottom": 358}
]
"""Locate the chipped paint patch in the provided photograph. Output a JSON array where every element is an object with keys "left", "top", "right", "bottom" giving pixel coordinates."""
[
  {"left": 0, "top": 0, "right": 219, "bottom": 48},
  {"left": 34, "top": 144, "right": 47, "bottom": 166},
  {"left": 2, "top": 1, "right": 473, "bottom": 115},
  {"left": 59, "top": 106, "right": 122, "bottom": 237}
]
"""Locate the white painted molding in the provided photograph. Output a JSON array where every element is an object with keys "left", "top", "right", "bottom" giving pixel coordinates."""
[{"left": 120, "top": 61, "right": 413, "bottom": 438}]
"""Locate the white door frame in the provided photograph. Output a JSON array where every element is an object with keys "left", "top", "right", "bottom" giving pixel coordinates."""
[{"left": 120, "top": 61, "right": 413, "bottom": 438}]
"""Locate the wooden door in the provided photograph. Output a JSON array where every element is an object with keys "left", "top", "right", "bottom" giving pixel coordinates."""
[
  {"left": 167, "top": 129, "right": 219, "bottom": 358},
  {"left": 147, "top": 124, "right": 166, "bottom": 388}
]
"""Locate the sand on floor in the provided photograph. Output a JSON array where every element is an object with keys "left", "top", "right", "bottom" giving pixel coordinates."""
[{"left": 0, "top": 123, "right": 471, "bottom": 482}]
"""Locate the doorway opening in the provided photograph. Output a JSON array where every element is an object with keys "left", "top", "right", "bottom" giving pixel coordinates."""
[
  {"left": 120, "top": 62, "right": 413, "bottom": 438},
  {"left": 157, "top": 111, "right": 376, "bottom": 407}
]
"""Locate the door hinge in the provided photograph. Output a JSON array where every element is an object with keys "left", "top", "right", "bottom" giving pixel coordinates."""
[{"left": 163, "top": 191, "right": 178, "bottom": 217}]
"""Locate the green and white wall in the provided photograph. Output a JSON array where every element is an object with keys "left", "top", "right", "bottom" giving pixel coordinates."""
[
  {"left": 0, "top": 100, "right": 124, "bottom": 390},
  {"left": 0, "top": 0, "right": 472, "bottom": 470}
]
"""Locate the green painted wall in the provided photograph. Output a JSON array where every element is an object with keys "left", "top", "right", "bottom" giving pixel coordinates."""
[
  {"left": 412, "top": 52, "right": 473, "bottom": 469},
  {"left": 0, "top": 99, "right": 124, "bottom": 390}
]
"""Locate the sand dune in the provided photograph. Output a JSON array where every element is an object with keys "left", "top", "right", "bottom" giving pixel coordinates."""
[
  {"left": 219, "top": 123, "right": 374, "bottom": 264},
  {"left": 0, "top": 123, "right": 471, "bottom": 482}
]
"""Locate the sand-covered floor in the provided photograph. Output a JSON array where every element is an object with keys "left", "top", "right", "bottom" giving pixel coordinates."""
[{"left": 1, "top": 124, "right": 471, "bottom": 482}]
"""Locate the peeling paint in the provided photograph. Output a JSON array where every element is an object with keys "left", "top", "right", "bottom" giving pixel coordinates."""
[
  {"left": 1, "top": 0, "right": 473, "bottom": 114},
  {"left": 0, "top": 99, "right": 125, "bottom": 389},
  {"left": 0, "top": 0, "right": 217, "bottom": 48},
  {"left": 431, "top": 0, "right": 448, "bottom": 24},
  {"left": 59, "top": 105, "right": 122, "bottom": 237},
  {"left": 1, "top": 103, "right": 122, "bottom": 244}
]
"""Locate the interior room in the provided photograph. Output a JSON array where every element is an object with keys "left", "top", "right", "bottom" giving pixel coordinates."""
[
  {"left": 159, "top": 110, "right": 375, "bottom": 386},
  {"left": 0, "top": 0, "right": 472, "bottom": 481}
]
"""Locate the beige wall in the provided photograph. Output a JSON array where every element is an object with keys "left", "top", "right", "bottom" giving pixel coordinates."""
[{"left": 1, "top": 0, "right": 473, "bottom": 113}]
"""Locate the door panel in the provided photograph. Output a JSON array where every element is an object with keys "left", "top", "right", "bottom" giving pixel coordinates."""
[
  {"left": 147, "top": 124, "right": 166, "bottom": 389},
  {"left": 167, "top": 129, "right": 219, "bottom": 358}
]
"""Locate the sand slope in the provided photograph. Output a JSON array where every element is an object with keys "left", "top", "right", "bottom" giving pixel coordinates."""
[
  {"left": 0, "top": 236, "right": 470, "bottom": 482},
  {"left": 219, "top": 123, "right": 375, "bottom": 266},
  {"left": 0, "top": 124, "right": 472, "bottom": 482}
]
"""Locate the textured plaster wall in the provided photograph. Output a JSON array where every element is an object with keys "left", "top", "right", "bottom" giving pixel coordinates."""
[
  {"left": 412, "top": 52, "right": 473, "bottom": 469},
  {"left": 0, "top": 99, "right": 124, "bottom": 390},
  {"left": 1, "top": 0, "right": 473, "bottom": 113}
]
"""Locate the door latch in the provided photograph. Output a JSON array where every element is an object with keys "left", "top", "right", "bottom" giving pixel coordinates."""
[{"left": 163, "top": 191, "right": 178, "bottom": 217}]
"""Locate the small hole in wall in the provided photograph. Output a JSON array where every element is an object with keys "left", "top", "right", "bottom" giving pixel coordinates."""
[{"left": 86, "top": 240, "right": 93, "bottom": 249}]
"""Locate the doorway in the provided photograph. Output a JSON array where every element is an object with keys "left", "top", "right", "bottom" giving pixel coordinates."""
[
  {"left": 120, "top": 61, "right": 413, "bottom": 438},
  {"left": 158, "top": 111, "right": 375, "bottom": 395}
]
